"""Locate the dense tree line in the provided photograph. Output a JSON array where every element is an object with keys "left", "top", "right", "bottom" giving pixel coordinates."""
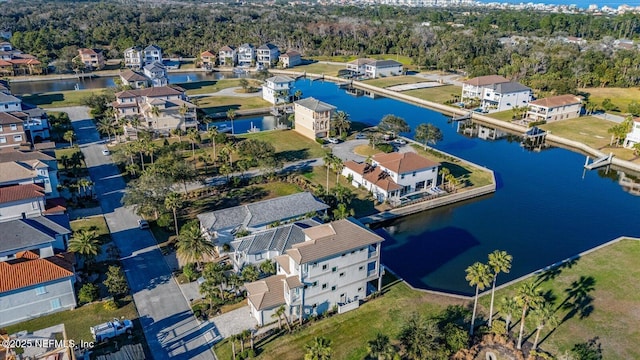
[{"left": 3, "top": 1, "right": 640, "bottom": 91}]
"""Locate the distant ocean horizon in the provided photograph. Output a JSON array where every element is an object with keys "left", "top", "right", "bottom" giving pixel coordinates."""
[{"left": 482, "top": 0, "right": 640, "bottom": 9}]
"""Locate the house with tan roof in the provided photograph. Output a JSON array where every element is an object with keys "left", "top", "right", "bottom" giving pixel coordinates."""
[
  {"left": 0, "top": 112, "right": 26, "bottom": 150},
  {"left": 0, "top": 153, "right": 59, "bottom": 196},
  {"left": 293, "top": 97, "right": 337, "bottom": 140},
  {"left": 245, "top": 218, "right": 383, "bottom": 325},
  {"left": 200, "top": 50, "right": 216, "bottom": 68},
  {"left": 119, "top": 69, "right": 149, "bottom": 89},
  {"left": 343, "top": 152, "right": 440, "bottom": 203},
  {"left": 526, "top": 94, "right": 583, "bottom": 123},
  {"left": 77, "top": 48, "right": 105, "bottom": 70},
  {"left": 279, "top": 50, "right": 302, "bottom": 68},
  {"left": 461, "top": 75, "right": 509, "bottom": 102},
  {"left": 218, "top": 46, "right": 237, "bottom": 67}
]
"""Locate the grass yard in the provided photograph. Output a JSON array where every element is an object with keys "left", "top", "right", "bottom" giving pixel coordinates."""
[
  {"left": 403, "top": 85, "right": 462, "bottom": 104},
  {"left": 198, "top": 96, "right": 270, "bottom": 113},
  {"left": 487, "top": 110, "right": 515, "bottom": 122},
  {"left": 238, "top": 129, "right": 327, "bottom": 161},
  {"left": 70, "top": 215, "right": 111, "bottom": 244},
  {"left": 214, "top": 274, "right": 464, "bottom": 360},
  {"left": 20, "top": 89, "right": 105, "bottom": 108},
  {"left": 480, "top": 239, "right": 640, "bottom": 359},
  {"left": 540, "top": 116, "right": 615, "bottom": 150},
  {"left": 291, "top": 63, "right": 346, "bottom": 76},
  {"left": 353, "top": 144, "right": 382, "bottom": 157},
  {"left": 411, "top": 144, "right": 494, "bottom": 188},
  {"left": 182, "top": 79, "right": 263, "bottom": 96},
  {"left": 580, "top": 87, "right": 640, "bottom": 114},
  {"left": 54, "top": 147, "right": 86, "bottom": 171},
  {"left": 362, "top": 75, "right": 431, "bottom": 88},
  {"left": 5, "top": 297, "right": 139, "bottom": 343}
]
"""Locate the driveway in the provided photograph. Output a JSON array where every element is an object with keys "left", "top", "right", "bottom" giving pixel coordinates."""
[
  {"left": 57, "top": 106, "right": 215, "bottom": 360},
  {"left": 331, "top": 139, "right": 368, "bottom": 162}
]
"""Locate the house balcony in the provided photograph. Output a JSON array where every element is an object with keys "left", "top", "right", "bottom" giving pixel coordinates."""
[
  {"left": 367, "top": 269, "right": 378, "bottom": 278},
  {"left": 368, "top": 250, "right": 378, "bottom": 259}
]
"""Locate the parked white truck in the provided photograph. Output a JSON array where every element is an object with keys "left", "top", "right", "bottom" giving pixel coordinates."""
[{"left": 90, "top": 318, "right": 133, "bottom": 342}]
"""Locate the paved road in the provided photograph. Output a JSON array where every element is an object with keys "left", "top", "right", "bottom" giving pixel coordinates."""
[{"left": 58, "top": 106, "right": 216, "bottom": 360}]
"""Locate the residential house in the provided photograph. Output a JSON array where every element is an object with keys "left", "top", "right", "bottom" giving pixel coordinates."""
[
  {"left": 200, "top": 50, "right": 216, "bottom": 68},
  {"left": 218, "top": 46, "right": 237, "bottom": 67},
  {"left": 245, "top": 218, "right": 383, "bottom": 325},
  {"left": 0, "top": 92, "right": 22, "bottom": 112},
  {"left": 624, "top": 118, "right": 640, "bottom": 148},
  {"left": 0, "top": 112, "right": 26, "bottom": 149},
  {"left": 112, "top": 86, "right": 198, "bottom": 136},
  {"left": 0, "top": 42, "right": 42, "bottom": 76},
  {"left": 279, "top": 50, "right": 302, "bottom": 68},
  {"left": 481, "top": 82, "right": 533, "bottom": 112},
  {"left": 0, "top": 92, "right": 51, "bottom": 143},
  {"left": 0, "top": 79, "right": 10, "bottom": 94},
  {"left": 257, "top": 43, "right": 280, "bottom": 69},
  {"left": 346, "top": 58, "right": 375, "bottom": 75},
  {"left": 0, "top": 151, "right": 60, "bottom": 197},
  {"left": 526, "top": 95, "right": 583, "bottom": 123},
  {"left": 144, "top": 45, "right": 163, "bottom": 66},
  {"left": 262, "top": 75, "right": 295, "bottom": 105},
  {"left": 461, "top": 75, "right": 509, "bottom": 102},
  {"left": 343, "top": 152, "right": 440, "bottom": 202},
  {"left": 5, "top": 324, "right": 73, "bottom": 360},
  {"left": 119, "top": 69, "right": 149, "bottom": 89},
  {"left": 237, "top": 44, "right": 256, "bottom": 67},
  {"left": 293, "top": 97, "right": 336, "bottom": 140},
  {"left": 346, "top": 58, "right": 403, "bottom": 78},
  {"left": 0, "top": 183, "right": 47, "bottom": 221},
  {"left": 143, "top": 62, "right": 169, "bottom": 87},
  {"left": 197, "top": 192, "right": 329, "bottom": 245},
  {"left": 229, "top": 219, "right": 321, "bottom": 271},
  {"left": 123, "top": 46, "right": 144, "bottom": 69},
  {"left": 77, "top": 48, "right": 105, "bottom": 70}
]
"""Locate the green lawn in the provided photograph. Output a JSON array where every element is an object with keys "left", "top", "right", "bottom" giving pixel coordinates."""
[
  {"left": 54, "top": 147, "right": 87, "bottom": 172},
  {"left": 70, "top": 215, "right": 111, "bottom": 244},
  {"left": 487, "top": 110, "right": 515, "bottom": 122},
  {"left": 362, "top": 75, "right": 431, "bottom": 88},
  {"left": 20, "top": 89, "right": 105, "bottom": 108},
  {"left": 402, "top": 85, "right": 462, "bottom": 104},
  {"left": 198, "top": 96, "right": 271, "bottom": 113},
  {"left": 238, "top": 129, "right": 327, "bottom": 161},
  {"left": 540, "top": 116, "right": 614, "bottom": 150},
  {"left": 291, "top": 63, "right": 345, "bottom": 76},
  {"left": 411, "top": 144, "right": 494, "bottom": 188},
  {"left": 479, "top": 239, "right": 640, "bottom": 359},
  {"left": 580, "top": 87, "right": 640, "bottom": 114},
  {"left": 5, "top": 297, "right": 139, "bottom": 343},
  {"left": 182, "top": 79, "right": 263, "bottom": 96}
]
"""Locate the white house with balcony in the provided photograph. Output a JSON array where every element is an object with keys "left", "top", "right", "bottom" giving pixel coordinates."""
[
  {"left": 218, "top": 46, "right": 237, "bottom": 67},
  {"left": 279, "top": 50, "right": 302, "bottom": 68},
  {"left": 143, "top": 62, "right": 168, "bottom": 87},
  {"left": 343, "top": 152, "right": 440, "bottom": 203},
  {"left": 293, "top": 97, "right": 336, "bottom": 140},
  {"left": 624, "top": 118, "right": 640, "bottom": 148},
  {"left": 346, "top": 58, "right": 403, "bottom": 78},
  {"left": 461, "top": 75, "right": 509, "bottom": 102},
  {"left": 245, "top": 218, "right": 384, "bottom": 325},
  {"left": 526, "top": 94, "right": 583, "bottom": 123},
  {"left": 144, "top": 45, "right": 162, "bottom": 66},
  {"left": 262, "top": 75, "right": 295, "bottom": 105},
  {"left": 481, "top": 82, "right": 532, "bottom": 112},
  {"left": 123, "top": 46, "right": 144, "bottom": 69},
  {"left": 237, "top": 44, "right": 256, "bottom": 67},
  {"left": 257, "top": 43, "right": 280, "bottom": 69}
]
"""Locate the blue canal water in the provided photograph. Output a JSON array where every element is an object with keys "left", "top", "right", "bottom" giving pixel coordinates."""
[{"left": 252, "top": 79, "right": 639, "bottom": 295}]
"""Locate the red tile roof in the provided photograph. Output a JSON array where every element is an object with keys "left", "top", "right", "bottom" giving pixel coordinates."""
[
  {"left": 0, "top": 252, "right": 75, "bottom": 293},
  {"left": 201, "top": 50, "right": 216, "bottom": 57},
  {"left": 0, "top": 183, "right": 45, "bottom": 204},
  {"left": 343, "top": 160, "right": 402, "bottom": 192},
  {"left": 372, "top": 152, "right": 440, "bottom": 174}
]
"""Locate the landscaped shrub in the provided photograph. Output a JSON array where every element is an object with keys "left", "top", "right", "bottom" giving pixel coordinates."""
[
  {"left": 490, "top": 319, "right": 507, "bottom": 336},
  {"left": 528, "top": 120, "right": 547, "bottom": 127},
  {"left": 78, "top": 283, "right": 99, "bottom": 304},
  {"left": 183, "top": 263, "right": 199, "bottom": 282},
  {"left": 376, "top": 143, "right": 394, "bottom": 153},
  {"left": 103, "top": 299, "right": 118, "bottom": 311}
]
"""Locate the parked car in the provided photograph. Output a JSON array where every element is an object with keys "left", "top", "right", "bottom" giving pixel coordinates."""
[
  {"left": 91, "top": 318, "right": 133, "bottom": 342},
  {"left": 138, "top": 219, "right": 150, "bottom": 230},
  {"left": 355, "top": 133, "right": 367, "bottom": 139},
  {"left": 327, "top": 137, "right": 340, "bottom": 144},
  {"left": 391, "top": 139, "right": 407, "bottom": 145},
  {"left": 102, "top": 149, "right": 111, "bottom": 156}
]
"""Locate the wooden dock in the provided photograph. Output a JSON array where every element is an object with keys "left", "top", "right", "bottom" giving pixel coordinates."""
[
  {"left": 450, "top": 112, "right": 472, "bottom": 122},
  {"left": 584, "top": 153, "right": 613, "bottom": 170}
]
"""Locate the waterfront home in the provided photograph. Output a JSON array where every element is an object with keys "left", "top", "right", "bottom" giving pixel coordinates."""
[
  {"left": 119, "top": 69, "right": 149, "bottom": 89},
  {"left": 218, "top": 46, "right": 237, "bottom": 67},
  {"left": 200, "top": 50, "right": 216, "bottom": 68},
  {"left": 245, "top": 218, "right": 383, "bottom": 326},
  {"left": 624, "top": 118, "right": 640, "bottom": 149},
  {"left": 229, "top": 219, "right": 321, "bottom": 271},
  {"left": 123, "top": 46, "right": 144, "bottom": 69},
  {"left": 197, "top": 192, "right": 329, "bottom": 245},
  {"left": 237, "top": 43, "right": 256, "bottom": 67},
  {"left": 293, "top": 97, "right": 336, "bottom": 140},
  {"left": 112, "top": 86, "right": 198, "bottom": 136},
  {"left": 0, "top": 92, "right": 21, "bottom": 112},
  {"left": 144, "top": 45, "right": 163, "bottom": 65},
  {"left": 526, "top": 94, "right": 583, "bottom": 123},
  {"left": 0, "top": 42, "right": 42, "bottom": 76},
  {"left": 346, "top": 58, "right": 403, "bottom": 78},
  {"left": 257, "top": 43, "right": 280, "bottom": 69},
  {"left": 262, "top": 75, "right": 295, "bottom": 105},
  {"left": 76, "top": 48, "right": 105, "bottom": 70},
  {"left": 461, "top": 75, "right": 509, "bottom": 103},
  {"left": 279, "top": 50, "right": 302, "bottom": 68},
  {"left": 0, "top": 112, "right": 26, "bottom": 149},
  {"left": 0, "top": 154, "right": 60, "bottom": 196},
  {"left": 143, "top": 62, "right": 168, "bottom": 87},
  {"left": 481, "top": 82, "right": 532, "bottom": 112},
  {"left": 343, "top": 152, "right": 440, "bottom": 203}
]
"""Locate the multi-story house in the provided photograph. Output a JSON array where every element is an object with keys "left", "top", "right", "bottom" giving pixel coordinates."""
[
  {"left": 112, "top": 86, "right": 198, "bottom": 136},
  {"left": 143, "top": 62, "right": 168, "bottom": 87},
  {"left": 481, "top": 82, "right": 533, "bottom": 112},
  {"left": 77, "top": 48, "right": 105, "bottom": 70},
  {"left": 257, "top": 43, "right": 280, "bottom": 69},
  {"left": 343, "top": 152, "right": 440, "bottom": 202},
  {"left": 123, "top": 46, "right": 144, "bottom": 69},
  {"left": 0, "top": 152, "right": 60, "bottom": 197},
  {"left": 346, "top": 58, "right": 403, "bottom": 78},
  {"left": 144, "top": 45, "right": 162, "bottom": 66},
  {"left": 0, "top": 92, "right": 22, "bottom": 112},
  {"left": 346, "top": 58, "right": 374, "bottom": 75},
  {"left": 1, "top": 91, "right": 51, "bottom": 143},
  {"left": 0, "top": 42, "right": 42, "bottom": 76},
  {"left": 237, "top": 44, "right": 256, "bottom": 67},
  {"left": 624, "top": 118, "right": 640, "bottom": 149},
  {"left": 119, "top": 69, "right": 149, "bottom": 89},
  {"left": 0, "top": 112, "right": 26, "bottom": 149},
  {"left": 262, "top": 75, "right": 295, "bottom": 105},
  {"left": 245, "top": 218, "right": 384, "bottom": 325},
  {"left": 461, "top": 75, "right": 509, "bottom": 102},
  {"left": 279, "top": 50, "right": 302, "bottom": 68},
  {"left": 218, "top": 46, "right": 237, "bottom": 67},
  {"left": 197, "top": 192, "right": 329, "bottom": 245},
  {"left": 200, "top": 50, "right": 216, "bottom": 68},
  {"left": 526, "top": 94, "right": 583, "bottom": 123},
  {"left": 0, "top": 183, "right": 47, "bottom": 221},
  {"left": 293, "top": 97, "right": 336, "bottom": 140}
]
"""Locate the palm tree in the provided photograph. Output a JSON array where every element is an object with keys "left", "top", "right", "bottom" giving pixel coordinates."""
[
  {"left": 531, "top": 302, "right": 558, "bottom": 350},
  {"left": 323, "top": 152, "right": 335, "bottom": 194},
  {"left": 367, "top": 333, "right": 394, "bottom": 360},
  {"left": 164, "top": 192, "right": 184, "bottom": 237},
  {"left": 171, "top": 128, "right": 183, "bottom": 143},
  {"left": 516, "top": 281, "right": 543, "bottom": 349},
  {"left": 333, "top": 203, "right": 354, "bottom": 220},
  {"left": 77, "top": 177, "right": 92, "bottom": 198},
  {"left": 227, "top": 109, "right": 236, "bottom": 135},
  {"left": 96, "top": 117, "right": 114, "bottom": 141},
  {"left": 294, "top": 89, "right": 303, "bottom": 101},
  {"left": 488, "top": 250, "right": 513, "bottom": 328},
  {"left": 151, "top": 105, "right": 161, "bottom": 118},
  {"left": 439, "top": 167, "right": 450, "bottom": 187},
  {"left": 273, "top": 304, "right": 292, "bottom": 331},
  {"left": 241, "top": 264, "right": 260, "bottom": 283},
  {"left": 331, "top": 111, "right": 351, "bottom": 138},
  {"left": 178, "top": 103, "right": 189, "bottom": 127},
  {"left": 187, "top": 128, "right": 200, "bottom": 159},
  {"left": 465, "top": 261, "right": 492, "bottom": 335},
  {"left": 259, "top": 259, "right": 276, "bottom": 275},
  {"left": 203, "top": 262, "right": 227, "bottom": 298},
  {"left": 304, "top": 337, "right": 332, "bottom": 360},
  {"left": 500, "top": 296, "right": 519, "bottom": 334},
  {"left": 331, "top": 155, "right": 343, "bottom": 185},
  {"left": 68, "top": 229, "right": 101, "bottom": 264},
  {"left": 176, "top": 223, "right": 216, "bottom": 269},
  {"left": 415, "top": 123, "right": 443, "bottom": 150},
  {"left": 63, "top": 130, "right": 76, "bottom": 146},
  {"left": 207, "top": 127, "right": 219, "bottom": 162}
]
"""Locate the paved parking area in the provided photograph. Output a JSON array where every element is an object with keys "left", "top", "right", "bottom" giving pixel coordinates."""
[{"left": 208, "top": 306, "right": 258, "bottom": 341}]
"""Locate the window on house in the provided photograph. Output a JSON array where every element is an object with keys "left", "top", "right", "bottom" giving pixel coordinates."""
[
  {"left": 312, "top": 262, "right": 318, "bottom": 268},
  {"left": 10, "top": 124, "right": 17, "bottom": 130},
  {"left": 322, "top": 264, "right": 328, "bottom": 270},
  {"left": 322, "top": 283, "right": 327, "bottom": 290},
  {"left": 0, "top": 137, "right": 6, "bottom": 143},
  {"left": 0, "top": 125, "right": 3, "bottom": 131},
  {"left": 332, "top": 267, "right": 337, "bottom": 272},
  {"left": 339, "top": 272, "right": 345, "bottom": 277},
  {"left": 50, "top": 298, "right": 61, "bottom": 310},
  {"left": 331, "top": 285, "right": 336, "bottom": 291},
  {"left": 401, "top": 174, "right": 405, "bottom": 179},
  {"left": 312, "top": 281, "right": 318, "bottom": 287},
  {"left": 359, "top": 266, "right": 364, "bottom": 271},
  {"left": 358, "top": 287, "right": 363, "bottom": 292},
  {"left": 36, "top": 286, "right": 47, "bottom": 295},
  {"left": 412, "top": 172, "right": 416, "bottom": 177}
]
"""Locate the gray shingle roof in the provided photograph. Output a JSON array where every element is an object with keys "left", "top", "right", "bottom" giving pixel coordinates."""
[
  {"left": 197, "top": 192, "right": 328, "bottom": 233},
  {"left": 295, "top": 97, "right": 336, "bottom": 112},
  {"left": 266, "top": 75, "right": 294, "bottom": 84},
  {"left": 0, "top": 93, "right": 20, "bottom": 104},
  {"left": 230, "top": 219, "right": 321, "bottom": 255},
  {"left": 492, "top": 82, "right": 531, "bottom": 94},
  {"left": 369, "top": 59, "right": 403, "bottom": 68},
  {"left": 0, "top": 215, "right": 70, "bottom": 254},
  {"left": 258, "top": 43, "right": 278, "bottom": 50}
]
